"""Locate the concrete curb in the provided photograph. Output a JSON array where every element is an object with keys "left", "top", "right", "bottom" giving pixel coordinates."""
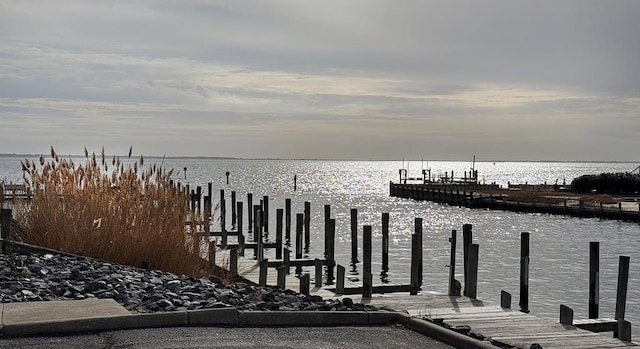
[{"left": 399, "top": 314, "right": 496, "bottom": 349}]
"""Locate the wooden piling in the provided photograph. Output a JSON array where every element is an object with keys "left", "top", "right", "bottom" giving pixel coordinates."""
[
  {"left": 259, "top": 259, "right": 268, "bottom": 286},
  {"left": 560, "top": 304, "right": 574, "bottom": 325},
  {"left": 350, "top": 208, "right": 358, "bottom": 262},
  {"left": 520, "top": 232, "right": 530, "bottom": 313},
  {"left": 295, "top": 213, "right": 303, "bottom": 259},
  {"left": 276, "top": 209, "right": 283, "bottom": 260},
  {"left": 263, "top": 195, "right": 269, "bottom": 233},
  {"left": 467, "top": 244, "right": 479, "bottom": 299},
  {"left": 253, "top": 205, "right": 260, "bottom": 242},
  {"left": 256, "top": 209, "right": 264, "bottom": 262},
  {"left": 410, "top": 234, "right": 419, "bottom": 295},
  {"left": 314, "top": 258, "right": 323, "bottom": 287},
  {"left": 615, "top": 255, "right": 630, "bottom": 321},
  {"left": 619, "top": 320, "right": 632, "bottom": 342},
  {"left": 448, "top": 230, "right": 457, "bottom": 296},
  {"left": 196, "top": 186, "right": 202, "bottom": 212},
  {"left": 208, "top": 240, "right": 216, "bottom": 267},
  {"left": 501, "top": 290, "right": 511, "bottom": 309},
  {"left": 238, "top": 233, "right": 245, "bottom": 257},
  {"left": 415, "top": 218, "right": 423, "bottom": 287},
  {"left": 324, "top": 204, "right": 331, "bottom": 255},
  {"left": 220, "top": 190, "right": 226, "bottom": 246},
  {"left": 247, "top": 193, "right": 253, "bottom": 234},
  {"left": 336, "top": 265, "right": 345, "bottom": 295},
  {"left": 284, "top": 248, "right": 291, "bottom": 274},
  {"left": 231, "top": 191, "right": 237, "bottom": 226},
  {"left": 382, "top": 213, "right": 389, "bottom": 272},
  {"left": 285, "top": 198, "right": 292, "bottom": 243},
  {"left": 363, "top": 225, "right": 373, "bottom": 298},
  {"left": 463, "top": 224, "right": 472, "bottom": 296},
  {"left": 237, "top": 201, "right": 243, "bottom": 235},
  {"left": 277, "top": 266, "right": 286, "bottom": 289},
  {"left": 326, "top": 218, "right": 336, "bottom": 285},
  {"left": 300, "top": 274, "right": 310, "bottom": 295},
  {"left": 589, "top": 241, "right": 599, "bottom": 319},
  {"left": 230, "top": 248, "right": 238, "bottom": 275},
  {"left": 304, "top": 201, "right": 311, "bottom": 248}
]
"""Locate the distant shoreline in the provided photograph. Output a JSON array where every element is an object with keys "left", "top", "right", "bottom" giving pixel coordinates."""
[{"left": 0, "top": 153, "right": 637, "bottom": 163}]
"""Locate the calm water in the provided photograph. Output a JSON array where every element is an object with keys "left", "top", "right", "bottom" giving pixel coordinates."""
[{"left": 2, "top": 157, "right": 639, "bottom": 324}]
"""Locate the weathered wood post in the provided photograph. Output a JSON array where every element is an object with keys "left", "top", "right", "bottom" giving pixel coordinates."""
[
  {"left": 615, "top": 256, "right": 630, "bottom": 322},
  {"left": 589, "top": 241, "right": 599, "bottom": 319},
  {"left": 196, "top": 186, "right": 202, "bottom": 213},
  {"left": 238, "top": 233, "right": 245, "bottom": 257},
  {"left": 1, "top": 209, "right": 12, "bottom": 252},
  {"left": 382, "top": 213, "right": 389, "bottom": 272},
  {"left": 253, "top": 205, "right": 260, "bottom": 243},
  {"left": 467, "top": 244, "right": 479, "bottom": 299},
  {"left": 363, "top": 225, "right": 373, "bottom": 298},
  {"left": 263, "top": 195, "right": 269, "bottom": 233},
  {"left": 237, "top": 201, "right": 243, "bottom": 236},
  {"left": 520, "top": 232, "right": 530, "bottom": 313},
  {"left": 231, "top": 191, "right": 237, "bottom": 226},
  {"left": 285, "top": 198, "right": 292, "bottom": 243},
  {"left": 501, "top": 290, "right": 512, "bottom": 309},
  {"left": 326, "top": 218, "right": 336, "bottom": 285},
  {"left": 448, "top": 230, "right": 458, "bottom": 296},
  {"left": 208, "top": 240, "right": 216, "bottom": 266},
  {"left": 560, "top": 304, "right": 574, "bottom": 325},
  {"left": 259, "top": 259, "right": 268, "bottom": 286},
  {"left": 284, "top": 248, "right": 291, "bottom": 274},
  {"left": 463, "top": 224, "right": 473, "bottom": 296},
  {"left": 410, "top": 233, "right": 419, "bottom": 295},
  {"left": 324, "top": 204, "right": 331, "bottom": 255},
  {"left": 351, "top": 208, "right": 358, "bottom": 262},
  {"left": 336, "top": 265, "right": 345, "bottom": 295},
  {"left": 247, "top": 193, "right": 253, "bottom": 234},
  {"left": 256, "top": 209, "right": 264, "bottom": 262},
  {"left": 314, "top": 258, "right": 323, "bottom": 287},
  {"left": 300, "top": 274, "right": 310, "bottom": 295},
  {"left": 415, "top": 218, "right": 423, "bottom": 287},
  {"left": 220, "top": 190, "right": 226, "bottom": 247},
  {"left": 295, "top": 213, "right": 303, "bottom": 259},
  {"left": 276, "top": 209, "right": 283, "bottom": 260},
  {"left": 304, "top": 201, "right": 311, "bottom": 248},
  {"left": 230, "top": 248, "right": 238, "bottom": 276},
  {"left": 277, "top": 266, "right": 286, "bottom": 289}
]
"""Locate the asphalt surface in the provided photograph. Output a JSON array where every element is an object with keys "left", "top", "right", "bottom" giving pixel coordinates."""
[{"left": 0, "top": 325, "right": 456, "bottom": 349}]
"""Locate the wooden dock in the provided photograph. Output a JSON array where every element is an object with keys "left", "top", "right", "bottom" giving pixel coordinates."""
[
  {"left": 215, "top": 249, "right": 635, "bottom": 349},
  {"left": 390, "top": 182, "right": 640, "bottom": 222}
]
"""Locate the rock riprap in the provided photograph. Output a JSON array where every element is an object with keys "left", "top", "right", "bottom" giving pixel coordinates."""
[{"left": 0, "top": 252, "right": 378, "bottom": 313}]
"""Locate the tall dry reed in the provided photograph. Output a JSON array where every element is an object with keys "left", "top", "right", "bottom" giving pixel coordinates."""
[{"left": 16, "top": 146, "right": 213, "bottom": 277}]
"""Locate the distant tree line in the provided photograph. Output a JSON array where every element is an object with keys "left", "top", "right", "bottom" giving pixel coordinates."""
[{"left": 571, "top": 172, "right": 640, "bottom": 194}]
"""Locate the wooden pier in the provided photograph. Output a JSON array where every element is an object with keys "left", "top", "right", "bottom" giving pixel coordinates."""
[{"left": 390, "top": 182, "right": 640, "bottom": 222}]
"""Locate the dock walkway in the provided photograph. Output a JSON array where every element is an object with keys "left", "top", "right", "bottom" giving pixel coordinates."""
[{"left": 216, "top": 249, "right": 636, "bottom": 349}]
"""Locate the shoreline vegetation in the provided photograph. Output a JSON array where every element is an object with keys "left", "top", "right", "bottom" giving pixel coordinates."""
[{"left": 8, "top": 147, "right": 218, "bottom": 279}]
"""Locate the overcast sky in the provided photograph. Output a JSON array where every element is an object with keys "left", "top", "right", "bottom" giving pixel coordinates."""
[{"left": 1, "top": 1, "right": 639, "bottom": 161}]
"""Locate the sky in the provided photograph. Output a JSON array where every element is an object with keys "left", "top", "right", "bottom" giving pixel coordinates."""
[{"left": 1, "top": 1, "right": 639, "bottom": 161}]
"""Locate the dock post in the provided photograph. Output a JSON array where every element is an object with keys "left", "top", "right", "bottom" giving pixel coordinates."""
[
  {"left": 300, "top": 274, "right": 310, "bottom": 295},
  {"left": 500, "top": 290, "right": 511, "bottom": 309},
  {"left": 263, "top": 195, "right": 269, "bottom": 233},
  {"left": 326, "top": 218, "right": 336, "bottom": 285},
  {"left": 363, "top": 225, "right": 373, "bottom": 298},
  {"left": 314, "top": 258, "right": 323, "bottom": 287},
  {"left": 208, "top": 240, "right": 216, "bottom": 266},
  {"left": 295, "top": 214, "right": 303, "bottom": 259},
  {"left": 520, "top": 232, "right": 530, "bottom": 313},
  {"left": 589, "top": 241, "right": 599, "bottom": 319},
  {"left": 415, "top": 218, "right": 423, "bottom": 287},
  {"left": 304, "top": 201, "right": 311, "bottom": 249},
  {"left": 467, "top": 244, "right": 479, "bottom": 299},
  {"left": 231, "top": 191, "right": 237, "bottom": 226},
  {"left": 350, "top": 208, "right": 358, "bottom": 262},
  {"left": 463, "top": 224, "right": 473, "bottom": 296},
  {"left": 448, "top": 230, "right": 458, "bottom": 296},
  {"left": 259, "top": 259, "right": 268, "bottom": 286},
  {"left": 253, "top": 205, "right": 260, "bottom": 243},
  {"left": 284, "top": 248, "right": 291, "bottom": 274},
  {"left": 410, "top": 234, "right": 419, "bottom": 295},
  {"left": 277, "top": 266, "right": 286, "bottom": 289},
  {"left": 238, "top": 233, "right": 245, "bottom": 257},
  {"left": 560, "top": 304, "right": 574, "bottom": 325},
  {"left": 382, "top": 213, "right": 389, "bottom": 272},
  {"left": 615, "top": 255, "right": 630, "bottom": 322},
  {"left": 237, "top": 201, "right": 243, "bottom": 235},
  {"left": 1, "top": 209, "right": 12, "bottom": 252},
  {"left": 257, "top": 209, "right": 264, "bottom": 262},
  {"left": 276, "top": 209, "right": 283, "bottom": 260},
  {"left": 285, "top": 199, "right": 292, "bottom": 243},
  {"left": 619, "top": 320, "right": 632, "bottom": 342},
  {"left": 230, "top": 248, "right": 238, "bottom": 276},
  {"left": 220, "top": 190, "right": 226, "bottom": 246},
  {"left": 196, "top": 186, "right": 202, "bottom": 212},
  {"left": 247, "top": 193, "right": 253, "bottom": 234},
  {"left": 324, "top": 204, "right": 331, "bottom": 255},
  {"left": 336, "top": 265, "right": 345, "bottom": 295}
]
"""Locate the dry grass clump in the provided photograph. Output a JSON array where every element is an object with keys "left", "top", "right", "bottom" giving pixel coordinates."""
[{"left": 16, "top": 146, "right": 213, "bottom": 277}]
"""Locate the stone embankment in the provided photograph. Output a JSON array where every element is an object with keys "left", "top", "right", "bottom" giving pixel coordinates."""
[{"left": 0, "top": 252, "right": 378, "bottom": 313}]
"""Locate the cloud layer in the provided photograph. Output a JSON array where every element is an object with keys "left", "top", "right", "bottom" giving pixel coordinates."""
[{"left": 1, "top": 0, "right": 639, "bottom": 160}]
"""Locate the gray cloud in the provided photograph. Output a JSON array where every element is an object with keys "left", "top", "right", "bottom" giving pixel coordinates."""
[{"left": 0, "top": 0, "right": 638, "bottom": 160}]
